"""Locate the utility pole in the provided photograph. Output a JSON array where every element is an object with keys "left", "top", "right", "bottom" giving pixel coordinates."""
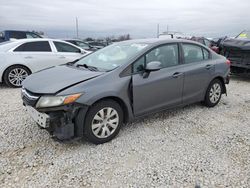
[
  {"left": 157, "top": 23, "right": 160, "bottom": 38},
  {"left": 76, "top": 17, "right": 79, "bottom": 38}
]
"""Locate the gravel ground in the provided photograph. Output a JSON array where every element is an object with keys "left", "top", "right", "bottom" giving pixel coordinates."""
[{"left": 0, "top": 76, "right": 249, "bottom": 188}]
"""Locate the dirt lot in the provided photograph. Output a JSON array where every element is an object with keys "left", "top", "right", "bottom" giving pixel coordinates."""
[{"left": 0, "top": 76, "right": 249, "bottom": 187}]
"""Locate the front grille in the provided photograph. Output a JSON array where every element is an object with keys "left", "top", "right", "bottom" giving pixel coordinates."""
[{"left": 21, "top": 88, "right": 40, "bottom": 107}]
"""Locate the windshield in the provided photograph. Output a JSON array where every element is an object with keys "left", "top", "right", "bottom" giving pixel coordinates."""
[
  {"left": 236, "top": 31, "right": 250, "bottom": 39},
  {"left": 75, "top": 42, "right": 148, "bottom": 71}
]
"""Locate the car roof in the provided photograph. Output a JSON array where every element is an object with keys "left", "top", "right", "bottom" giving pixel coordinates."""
[
  {"left": 119, "top": 38, "right": 190, "bottom": 44},
  {"left": 3, "top": 30, "right": 33, "bottom": 33},
  {"left": 10, "top": 38, "right": 61, "bottom": 42},
  {"left": 0, "top": 38, "right": 83, "bottom": 52},
  {"left": 118, "top": 38, "right": 197, "bottom": 45},
  {"left": 1, "top": 38, "right": 78, "bottom": 46}
]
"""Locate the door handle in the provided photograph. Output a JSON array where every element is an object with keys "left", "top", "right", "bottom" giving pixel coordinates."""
[
  {"left": 24, "top": 56, "right": 33, "bottom": 59},
  {"left": 172, "top": 72, "right": 183, "bottom": 78},
  {"left": 205, "top": 64, "right": 213, "bottom": 69},
  {"left": 58, "top": 56, "right": 66, "bottom": 59}
]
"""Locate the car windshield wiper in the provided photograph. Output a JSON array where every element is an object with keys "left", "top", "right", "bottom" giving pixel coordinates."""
[{"left": 76, "top": 64, "right": 99, "bottom": 71}]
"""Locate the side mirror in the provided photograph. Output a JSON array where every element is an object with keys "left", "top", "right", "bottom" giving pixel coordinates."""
[{"left": 145, "top": 61, "right": 162, "bottom": 72}]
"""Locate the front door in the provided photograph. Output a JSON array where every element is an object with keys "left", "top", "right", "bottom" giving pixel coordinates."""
[
  {"left": 52, "top": 41, "right": 84, "bottom": 64},
  {"left": 132, "top": 43, "right": 184, "bottom": 116}
]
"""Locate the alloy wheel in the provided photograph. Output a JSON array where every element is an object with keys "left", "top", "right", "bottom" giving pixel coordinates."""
[
  {"left": 209, "top": 83, "right": 221, "bottom": 103},
  {"left": 91, "top": 107, "right": 119, "bottom": 138},
  {"left": 8, "top": 68, "right": 28, "bottom": 87}
]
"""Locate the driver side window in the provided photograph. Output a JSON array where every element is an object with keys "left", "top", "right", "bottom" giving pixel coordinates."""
[
  {"left": 133, "top": 56, "right": 145, "bottom": 73},
  {"left": 133, "top": 43, "right": 179, "bottom": 73}
]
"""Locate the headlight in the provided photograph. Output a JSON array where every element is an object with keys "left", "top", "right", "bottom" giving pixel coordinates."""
[{"left": 36, "top": 93, "right": 82, "bottom": 108}]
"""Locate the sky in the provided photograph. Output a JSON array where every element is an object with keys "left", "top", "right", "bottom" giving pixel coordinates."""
[{"left": 0, "top": 0, "right": 250, "bottom": 39}]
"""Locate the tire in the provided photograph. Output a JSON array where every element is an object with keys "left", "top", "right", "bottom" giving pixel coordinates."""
[
  {"left": 3, "top": 65, "right": 31, "bottom": 88},
  {"left": 78, "top": 99, "right": 124, "bottom": 144},
  {"left": 203, "top": 79, "right": 223, "bottom": 107}
]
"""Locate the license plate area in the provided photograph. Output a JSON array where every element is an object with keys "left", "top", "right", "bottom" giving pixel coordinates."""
[{"left": 26, "top": 106, "right": 49, "bottom": 128}]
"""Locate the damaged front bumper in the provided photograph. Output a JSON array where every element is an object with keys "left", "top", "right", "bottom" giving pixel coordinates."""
[{"left": 24, "top": 104, "right": 88, "bottom": 140}]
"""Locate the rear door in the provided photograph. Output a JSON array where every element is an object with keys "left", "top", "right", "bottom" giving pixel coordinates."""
[
  {"left": 132, "top": 43, "right": 184, "bottom": 116},
  {"left": 52, "top": 41, "right": 85, "bottom": 63},
  {"left": 13, "top": 41, "right": 58, "bottom": 72},
  {"left": 181, "top": 43, "right": 215, "bottom": 104}
]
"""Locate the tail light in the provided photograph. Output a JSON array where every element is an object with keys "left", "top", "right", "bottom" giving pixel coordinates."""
[{"left": 226, "top": 59, "right": 231, "bottom": 66}]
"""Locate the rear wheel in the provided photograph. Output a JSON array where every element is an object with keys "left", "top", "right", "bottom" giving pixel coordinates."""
[
  {"left": 3, "top": 65, "right": 31, "bottom": 88},
  {"left": 78, "top": 100, "right": 124, "bottom": 144},
  {"left": 203, "top": 79, "right": 223, "bottom": 107}
]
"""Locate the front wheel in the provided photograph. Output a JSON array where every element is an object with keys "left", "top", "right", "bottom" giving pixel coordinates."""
[
  {"left": 77, "top": 100, "right": 124, "bottom": 144},
  {"left": 3, "top": 65, "right": 31, "bottom": 88},
  {"left": 203, "top": 79, "right": 223, "bottom": 107}
]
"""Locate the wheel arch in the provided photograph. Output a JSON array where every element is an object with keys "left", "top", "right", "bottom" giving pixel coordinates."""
[
  {"left": 2, "top": 64, "right": 32, "bottom": 82},
  {"left": 211, "top": 76, "right": 226, "bottom": 94},
  {"left": 89, "top": 96, "right": 130, "bottom": 124}
]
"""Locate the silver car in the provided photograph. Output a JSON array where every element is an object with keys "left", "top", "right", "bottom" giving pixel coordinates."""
[{"left": 21, "top": 39, "right": 230, "bottom": 144}]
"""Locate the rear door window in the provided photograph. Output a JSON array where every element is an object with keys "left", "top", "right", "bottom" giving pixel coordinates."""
[
  {"left": 54, "top": 41, "right": 80, "bottom": 53},
  {"left": 14, "top": 41, "right": 51, "bottom": 52},
  {"left": 203, "top": 48, "right": 210, "bottom": 60},
  {"left": 182, "top": 44, "right": 204, "bottom": 64}
]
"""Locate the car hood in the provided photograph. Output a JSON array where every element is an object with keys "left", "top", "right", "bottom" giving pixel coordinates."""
[{"left": 23, "top": 65, "right": 104, "bottom": 94}]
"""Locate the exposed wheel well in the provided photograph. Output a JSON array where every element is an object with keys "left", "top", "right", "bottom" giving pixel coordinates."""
[
  {"left": 2, "top": 64, "right": 32, "bottom": 82},
  {"left": 90, "top": 97, "right": 129, "bottom": 124}
]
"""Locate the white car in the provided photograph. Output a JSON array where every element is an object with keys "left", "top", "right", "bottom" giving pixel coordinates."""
[{"left": 0, "top": 39, "right": 91, "bottom": 87}]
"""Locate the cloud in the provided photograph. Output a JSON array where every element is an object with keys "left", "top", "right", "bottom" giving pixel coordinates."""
[{"left": 0, "top": 0, "right": 250, "bottom": 38}]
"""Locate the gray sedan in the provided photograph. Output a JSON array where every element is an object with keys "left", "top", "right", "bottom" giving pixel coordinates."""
[{"left": 21, "top": 39, "right": 230, "bottom": 144}]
